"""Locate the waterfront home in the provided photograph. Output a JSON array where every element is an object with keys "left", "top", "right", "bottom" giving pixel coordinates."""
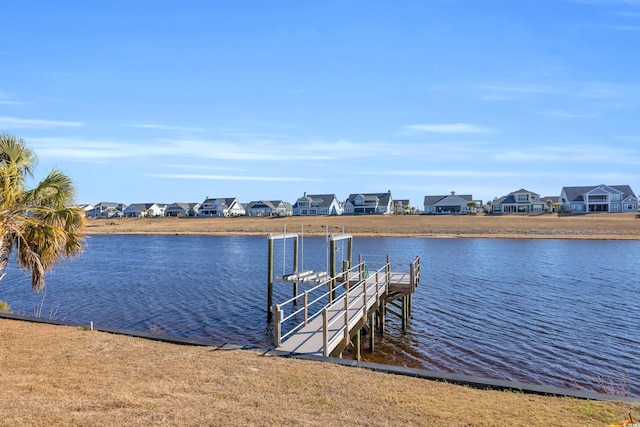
[
  {"left": 165, "top": 202, "right": 201, "bottom": 217},
  {"left": 123, "top": 203, "right": 167, "bottom": 217},
  {"left": 393, "top": 199, "right": 412, "bottom": 214},
  {"left": 343, "top": 191, "right": 393, "bottom": 214},
  {"left": 491, "top": 189, "right": 547, "bottom": 214},
  {"left": 86, "top": 202, "right": 127, "bottom": 218},
  {"left": 423, "top": 192, "right": 478, "bottom": 214},
  {"left": 541, "top": 196, "right": 560, "bottom": 213},
  {"left": 560, "top": 184, "right": 638, "bottom": 213},
  {"left": 292, "top": 193, "right": 343, "bottom": 216},
  {"left": 245, "top": 200, "right": 292, "bottom": 216},
  {"left": 198, "top": 197, "right": 245, "bottom": 217},
  {"left": 76, "top": 204, "right": 95, "bottom": 216}
]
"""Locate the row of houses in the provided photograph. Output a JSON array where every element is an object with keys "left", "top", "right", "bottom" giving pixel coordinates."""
[
  {"left": 423, "top": 185, "right": 638, "bottom": 214},
  {"left": 82, "top": 191, "right": 408, "bottom": 218},
  {"left": 81, "top": 184, "right": 639, "bottom": 218}
]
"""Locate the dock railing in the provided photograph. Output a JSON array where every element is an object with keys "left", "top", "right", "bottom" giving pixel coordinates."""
[
  {"left": 273, "top": 261, "right": 389, "bottom": 350},
  {"left": 321, "top": 264, "right": 389, "bottom": 356}
]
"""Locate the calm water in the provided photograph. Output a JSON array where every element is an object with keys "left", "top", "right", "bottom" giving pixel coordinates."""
[{"left": 1, "top": 234, "right": 638, "bottom": 397}]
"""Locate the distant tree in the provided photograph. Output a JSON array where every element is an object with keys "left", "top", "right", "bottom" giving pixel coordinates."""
[
  {"left": 466, "top": 200, "right": 477, "bottom": 213},
  {"left": 0, "top": 133, "right": 85, "bottom": 290},
  {"left": 485, "top": 200, "right": 493, "bottom": 214}
]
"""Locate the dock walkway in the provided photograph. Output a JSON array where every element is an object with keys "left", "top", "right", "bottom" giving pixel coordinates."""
[{"left": 273, "top": 257, "right": 420, "bottom": 358}]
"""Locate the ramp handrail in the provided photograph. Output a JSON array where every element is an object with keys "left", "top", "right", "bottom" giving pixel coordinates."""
[
  {"left": 322, "top": 264, "right": 389, "bottom": 356},
  {"left": 273, "top": 261, "right": 373, "bottom": 346}
]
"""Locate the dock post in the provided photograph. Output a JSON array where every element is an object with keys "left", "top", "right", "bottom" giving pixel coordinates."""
[
  {"left": 402, "top": 295, "right": 408, "bottom": 331},
  {"left": 354, "top": 328, "right": 361, "bottom": 361},
  {"left": 267, "top": 235, "right": 274, "bottom": 323},
  {"left": 293, "top": 236, "right": 299, "bottom": 306},
  {"left": 369, "top": 311, "right": 375, "bottom": 352},
  {"left": 330, "top": 238, "right": 337, "bottom": 301},
  {"left": 379, "top": 299, "right": 386, "bottom": 336}
]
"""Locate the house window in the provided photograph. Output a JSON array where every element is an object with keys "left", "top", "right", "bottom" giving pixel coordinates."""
[
  {"left": 611, "top": 204, "right": 620, "bottom": 211},
  {"left": 626, "top": 204, "right": 636, "bottom": 211},
  {"left": 301, "top": 209, "right": 308, "bottom": 215},
  {"left": 516, "top": 194, "right": 529, "bottom": 202},
  {"left": 611, "top": 194, "right": 621, "bottom": 201},
  {"left": 310, "top": 209, "right": 317, "bottom": 215},
  {"left": 571, "top": 204, "right": 583, "bottom": 211}
]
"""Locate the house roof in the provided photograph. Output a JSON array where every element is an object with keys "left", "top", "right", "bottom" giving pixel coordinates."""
[
  {"left": 124, "top": 203, "right": 162, "bottom": 211},
  {"left": 561, "top": 185, "right": 636, "bottom": 202},
  {"left": 493, "top": 189, "right": 542, "bottom": 205},
  {"left": 166, "top": 202, "right": 200, "bottom": 211},
  {"left": 346, "top": 192, "right": 392, "bottom": 205},
  {"left": 247, "top": 200, "right": 276, "bottom": 209},
  {"left": 423, "top": 194, "right": 473, "bottom": 206},
  {"left": 295, "top": 194, "right": 339, "bottom": 208}
]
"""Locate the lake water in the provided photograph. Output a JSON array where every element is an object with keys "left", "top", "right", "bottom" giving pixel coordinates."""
[{"left": 0, "top": 234, "right": 638, "bottom": 397}]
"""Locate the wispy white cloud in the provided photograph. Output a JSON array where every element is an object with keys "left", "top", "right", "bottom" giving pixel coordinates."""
[
  {"left": 162, "top": 163, "right": 245, "bottom": 172},
  {"left": 132, "top": 124, "right": 209, "bottom": 132},
  {"left": 148, "top": 173, "right": 318, "bottom": 182},
  {"left": 405, "top": 123, "right": 493, "bottom": 134},
  {"left": 356, "top": 169, "right": 530, "bottom": 178},
  {"left": 491, "top": 145, "right": 640, "bottom": 163},
  {"left": 535, "top": 110, "right": 600, "bottom": 118},
  {"left": 476, "top": 81, "right": 640, "bottom": 101},
  {"left": 0, "top": 93, "right": 23, "bottom": 105},
  {"left": 29, "top": 138, "right": 137, "bottom": 160},
  {"left": 29, "top": 136, "right": 409, "bottom": 163},
  {"left": 0, "top": 116, "right": 84, "bottom": 128}
]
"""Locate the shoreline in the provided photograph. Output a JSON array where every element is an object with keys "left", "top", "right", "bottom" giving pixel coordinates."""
[
  {"left": 84, "top": 212, "right": 640, "bottom": 240},
  {"left": 1, "top": 317, "right": 637, "bottom": 426}
]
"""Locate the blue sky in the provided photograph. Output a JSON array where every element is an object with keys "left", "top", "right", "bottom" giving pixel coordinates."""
[{"left": 2, "top": 0, "right": 640, "bottom": 208}]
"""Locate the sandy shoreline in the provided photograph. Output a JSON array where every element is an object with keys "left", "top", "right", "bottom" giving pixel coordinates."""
[{"left": 85, "top": 212, "right": 640, "bottom": 240}]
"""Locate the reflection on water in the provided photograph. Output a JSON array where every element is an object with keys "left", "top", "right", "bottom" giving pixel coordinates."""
[{"left": 1, "top": 235, "right": 638, "bottom": 397}]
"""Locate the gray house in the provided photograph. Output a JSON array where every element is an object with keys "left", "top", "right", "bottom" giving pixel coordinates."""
[
  {"left": 165, "top": 202, "right": 201, "bottom": 217},
  {"left": 423, "top": 192, "right": 478, "bottom": 214},
  {"left": 560, "top": 184, "right": 638, "bottom": 213},
  {"left": 292, "top": 193, "right": 343, "bottom": 216},
  {"left": 343, "top": 191, "right": 393, "bottom": 215},
  {"left": 491, "top": 189, "right": 547, "bottom": 214},
  {"left": 245, "top": 200, "right": 292, "bottom": 217}
]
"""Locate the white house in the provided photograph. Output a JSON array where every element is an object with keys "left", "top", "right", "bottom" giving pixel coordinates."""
[
  {"left": 86, "top": 202, "right": 127, "bottom": 218},
  {"left": 560, "top": 184, "right": 638, "bottom": 213},
  {"left": 343, "top": 191, "right": 393, "bottom": 215},
  {"left": 198, "top": 197, "right": 245, "bottom": 217},
  {"left": 123, "top": 203, "right": 166, "bottom": 217},
  {"left": 292, "top": 193, "right": 343, "bottom": 216}
]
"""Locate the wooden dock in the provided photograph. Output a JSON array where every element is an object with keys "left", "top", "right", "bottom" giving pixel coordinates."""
[
  {"left": 272, "top": 256, "right": 420, "bottom": 358},
  {"left": 267, "top": 230, "right": 421, "bottom": 358}
]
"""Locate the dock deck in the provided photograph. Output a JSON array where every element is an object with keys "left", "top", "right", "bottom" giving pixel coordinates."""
[{"left": 273, "top": 256, "right": 420, "bottom": 358}]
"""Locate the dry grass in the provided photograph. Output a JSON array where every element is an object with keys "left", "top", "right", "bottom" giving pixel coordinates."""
[
  {"left": 85, "top": 212, "right": 640, "bottom": 239},
  {"left": 0, "top": 319, "right": 637, "bottom": 426}
]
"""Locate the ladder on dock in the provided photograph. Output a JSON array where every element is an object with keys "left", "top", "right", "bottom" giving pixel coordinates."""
[{"left": 273, "top": 256, "right": 421, "bottom": 358}]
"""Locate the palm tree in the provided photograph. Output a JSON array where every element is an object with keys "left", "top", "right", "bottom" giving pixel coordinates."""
[{"left": 0, "top": 133, "right": 86, "bottom": 290}]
